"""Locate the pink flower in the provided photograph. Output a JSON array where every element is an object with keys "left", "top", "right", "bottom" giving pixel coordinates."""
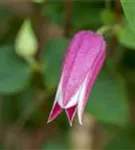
[{"left": 47, "top": 31, "right": 106, "bottom": 126}]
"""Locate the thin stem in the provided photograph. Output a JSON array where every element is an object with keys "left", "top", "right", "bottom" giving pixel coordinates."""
[
  {"left": 115, "top": 0, "right": 121, "bottom": 22},
  {"left": 32, "top": 3, "right": 46, "bottom": 61},
  {"left": 25, "top": 56, "right": 42, "bottom": 72},
  {"left": 97, "top": 26, "right": 112, "bottom": 35},
  {"left": 64, "top": 0, "right": 73, "bottom": 37},
  {"left": 104, "top": 0, "right": 111, "bottom": 10},
  {"left": 97, "top": 24, "right": 120, "bottom": 36},
  {"left": 32, "top": 2, "right": 47, "bottom": 88}
]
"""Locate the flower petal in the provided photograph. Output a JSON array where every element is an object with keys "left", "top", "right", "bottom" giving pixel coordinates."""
[
  {"left": 47, "top": 102, "right": 62, "bottom": 123},
  {"left": 77, "top": 72, "right": 90, "bottom": 124},
  {"left": 65, "top": 104, "right": 77, "bottom": 126},
  {"left": 62, "top": 31, "right": 105, "bottom": 106},
  {"left": 47, "top": 30, "right": 106, "bottom": 125},
  {"left": 78, "top": 46, "right": 106, "bottom": 124}
]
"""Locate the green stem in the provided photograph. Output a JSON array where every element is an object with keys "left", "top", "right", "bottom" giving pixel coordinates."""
[
  {"left": 25, "top": 56, "right": 42, "bottom": 72},
  {"left": 104, "top": 0, "right": 111, "bottom": 10},
  {"left": 97, "top": 26, "right": 112, "bottom": 35},
  {"left": 97, "top": 24, "right": 120, "bottom": 36}
]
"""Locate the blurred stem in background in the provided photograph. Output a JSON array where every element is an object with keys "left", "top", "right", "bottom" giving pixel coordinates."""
[
  {"left": 104, "top": 0, "right": 111, "bottom": 10},
  {"left": 32, "top": 1, "right": 46, "bottom": 61},
  {"left": 107, "top": 0, "right": 122, "bottom": 62},
  {"left": 64, "top": 0, "right": 72, "bottom": 37}
]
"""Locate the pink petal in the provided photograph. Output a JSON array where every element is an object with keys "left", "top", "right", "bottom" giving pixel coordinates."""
[
  {"left": 62, "top": 31, "right": 105, "bottom": 106},
  {"left": 78, "top": 42, "right": 106, "bottom": 124},
  {"left": 47, "top": 30, "right": 106, "bottom": 125},
  {"left": 47, "top": 102, "right": 62, "bottom": 123},
  {"left": 65, "top": 105, "right": 77, "bottom": 126}
]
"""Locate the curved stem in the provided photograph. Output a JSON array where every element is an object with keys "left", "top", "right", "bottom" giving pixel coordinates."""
[
  {"left": 97, "top": 25, "right": 112, "bottom": 35},
  {"left": 97, "top": 24, "right": 120, "bottom": 36}
]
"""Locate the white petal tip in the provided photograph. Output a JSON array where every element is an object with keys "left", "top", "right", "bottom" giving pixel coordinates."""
[
  {"left": 69, "top": 121, "right": 73, "bottom": 127},
  {"left": 79, "top": 120, "right": 83, "bottom": 125},
  {"left": 78, "top": 112, "right": 83, "bottom": 125},
  {"left": 78, "top": 116, "right": 83, "bottom": 125},
  {"left": 47, "top": 119, "right": 52, "bottom": 124}
]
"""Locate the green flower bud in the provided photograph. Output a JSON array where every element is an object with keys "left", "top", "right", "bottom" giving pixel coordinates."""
[
  {"left": 32, "top": 0, "right": 44, "bottom": 3},
  {"left": 15, "top": 19, "right": 38, "bottom": 58}
]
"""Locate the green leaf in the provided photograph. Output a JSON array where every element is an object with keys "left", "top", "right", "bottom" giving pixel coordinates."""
[
  {"left": 0, "top": 7, "right": 13, "bottom": 42},
  {"left": 72, "top": 6, "right": 102, "bottom": 31},
  {"left": 43, "top": 2, "right": 64, "bottom": 26},
  {"left": 0, "top": 46, "right": 32, "bottom": 94},
  {"left": 41, "top": 139, "right": 68, "bottom": 150},
  {"left": 41, "top": 37, "right": 68, "bottom": 90},
  {"left": 86, "top": 70, "right": 129, "bottom": 126},
  {"left": 105, "top": 127, "right": 135, "bottom": 150},
  {"left": 100, "top": 9, "right": 116, "bottom": 25},
  {"left": 0, "top": 143, "right": 4, "bottom": 150},
  {"left": 2, "top": 95, "right": 20, "bottom": 122},
  {"left": 0, "top": 7, "right": 13, "bottom": 19},
  {"left": 117, "top": 25, "right": 135, "bottom": 50},
  {"left": 18, "top": 89, "right": 35, "bottom": 112},
  {"left": 101, "top": 123, "right": 121, "bottom": 144},
  {"left": 17, "top": 89, "right": 45, "bottom": 129},
  {"left": 121, "top": 0, "right": 135, "bottom": 33},
  {"left": 72, "top": 1, "right": 104, "bottom": 30}
]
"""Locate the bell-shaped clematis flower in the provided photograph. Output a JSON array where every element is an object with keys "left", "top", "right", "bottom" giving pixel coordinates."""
[{"left": 47, "top": 31, "right": 106, "bottom": 126}]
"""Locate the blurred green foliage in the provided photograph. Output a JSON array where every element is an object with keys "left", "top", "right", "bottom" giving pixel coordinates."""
[
  {"left": 0, "top": 47, "right": 32, "bottom": 94},
  {"left": 121, "top": 0, "right": 135, "bottom": 34},
  {"left": 41, "top": 37, "right": 68, "bottom": 90},
  {"left": 117, "top": 25, "right": 135, "bottom": 50},
  {"left": 86, "top": 69, "right": 128, "bottom": 126},
  {"left": 0, "top": 0, "right": 135, "bottom": 150}
]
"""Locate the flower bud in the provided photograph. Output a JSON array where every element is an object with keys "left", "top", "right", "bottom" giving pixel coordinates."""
[
  {"left": 15, "top": 19, "right": 38, "bottom": 58},
  {"left": 48, "top": 30, "right": 106, "bottom": 125}
]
